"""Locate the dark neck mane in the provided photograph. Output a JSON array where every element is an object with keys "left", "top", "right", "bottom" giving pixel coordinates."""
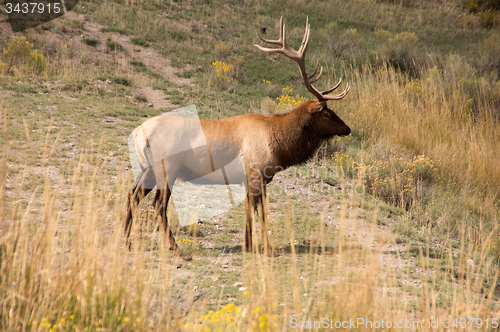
[{"left": 269, "top": 107, "right": 323, "bottom": 168}]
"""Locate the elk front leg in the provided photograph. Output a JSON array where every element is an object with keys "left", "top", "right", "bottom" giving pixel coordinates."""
[
  {"left": 154, "top": 188, "right": 177, "bottom": 250},
  {"left": 244, "top": 194, "right": 254, "bottom": 253},
  {"left": 255, "top": 188, "right": 271, "bottom": 255},
  {"left": 246, "top": 177, "right": 272, "bottom": 254}
]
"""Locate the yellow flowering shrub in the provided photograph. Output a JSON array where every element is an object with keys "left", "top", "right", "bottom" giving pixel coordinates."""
[
  {"left": 249, "top": 306, "right": 278, "bottom": 332},
  {"left": 403, "top": 79, "right": 436, "bottom": 105},
  {"left": 1, "top": 36, "right": 47, "bottom": 75},
  {"left": 182, "top": 303, "right": 241, "bottom": 332},
  {"left": 372, "top": 29, "right": 419, "bottom": 75},
  {"left": 331, "top": 152, "right": 354, "bottom": 176},
  {"left": 30, "top": 308, "right": 142, "bottom": 332},
  {"left": 375, "top": 29, "right": 418, "bottom": 46},
  {"left": 363, "top": 155, "right": 437, "bottom": 209},
  {"left": 275, "top": 86, "right": 307, "bottom": 112},
  {"left": 211, "top": 61, "right": 235, "bottom": 83},
  {"left": 176, "top": 238, "right": 199, "bottom": 260},
  {"left": 210, "top": 60, "right": 239, "bottom": 90},
  {"left": 404, "top": 81, "right": 424, "bottom": 99},
  {"left": 28, "top": 291, "right": 142, "bottom": 332},
  {"left": 411, "top": 155, "right": 438, "bottom": 183},
  {"left": 181, "top": 302, "right": 278, "bottom": 332}
]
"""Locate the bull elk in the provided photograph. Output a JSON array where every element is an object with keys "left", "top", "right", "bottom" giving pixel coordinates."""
[{"left": 125, "top": 17, "right": 350, "bottom": 253}]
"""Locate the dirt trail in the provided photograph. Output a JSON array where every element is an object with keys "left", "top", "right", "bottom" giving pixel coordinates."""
[
  {"left": 80, "top": 18, "right": 193, "bottom": 110},
  {"left": 83, "top": 22, "right": 191, "bottom": 85}
]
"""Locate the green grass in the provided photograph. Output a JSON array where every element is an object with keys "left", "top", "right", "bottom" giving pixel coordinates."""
[
  {"left": 100, "top": 26, "right": 130, "bottom": 35},
  {"left": 130, "top": 60, "right": 162, "bottom": 79},
  {"left": 134, "top": 94, "right": 148, "bottom": 102},
  {"left": 131, "top": 37, "right": 150, "bottom": 47},
  {"left": 106, "top": 39, "right": 125, "bottom": 52},
  {"left": 82, "top": 38, "right": 99, "bottom": 47}
]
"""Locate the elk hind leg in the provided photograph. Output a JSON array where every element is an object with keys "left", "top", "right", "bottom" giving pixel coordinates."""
[
  {"left": 125, "top": 185, "right": 152, "bottom": 246},
  {"left": 125, "top": 167, "right": 155, "bottom": 247},
  {"left": 154, "top": 188, "right": 177, "bottom": 250}
]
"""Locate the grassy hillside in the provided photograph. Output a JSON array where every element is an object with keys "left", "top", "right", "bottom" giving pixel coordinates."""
[{"left": 1, "top": 0, "right": 500, "bottom": 331}]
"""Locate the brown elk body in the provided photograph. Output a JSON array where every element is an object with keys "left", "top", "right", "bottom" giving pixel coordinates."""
[{"left": 125, "top": 18, "right": 351, "bottom": 253}]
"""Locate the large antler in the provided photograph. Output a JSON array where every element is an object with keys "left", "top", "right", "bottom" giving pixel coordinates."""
[{"left": 255, "top": 17, "right": 349, "bottom": 101}]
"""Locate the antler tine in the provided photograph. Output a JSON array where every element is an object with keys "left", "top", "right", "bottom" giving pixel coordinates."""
[
  {"left": 307, "top": 62, "right": 319, "bottom": 80},
  {"left": 321, "top": 78, "right": 342, "bottom": 95},
  {"left": 256, "top": 16, "right": 284, "bottom": 46},
  {"left": 321, "top": 82, "right": 350, "bottom": 100},
  {"left": 255, "top": 16, "right": 303, "bottom": 61},
  {"left": 297, "top": 17, "right": 310, "bottom": 57},
  {"left": 308, "top": 66, "right": 323, "bottom": 85}
]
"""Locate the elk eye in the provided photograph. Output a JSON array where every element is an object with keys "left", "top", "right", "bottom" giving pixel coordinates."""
[{"left": 323, "top": 111, "right": 329, "bottom": 118}]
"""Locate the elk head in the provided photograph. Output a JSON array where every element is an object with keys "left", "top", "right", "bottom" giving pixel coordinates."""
[{"left": 255, "top": 17, "right": 351, "bottom": 138}]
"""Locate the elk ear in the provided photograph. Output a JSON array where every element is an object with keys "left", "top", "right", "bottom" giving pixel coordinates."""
[{"left": 307, "top": 101, "right": 325, "bottom": 113}]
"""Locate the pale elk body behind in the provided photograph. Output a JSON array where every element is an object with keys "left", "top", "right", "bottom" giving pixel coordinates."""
[{"left": 125, "top": 18, "right": 351, "bottom": 253}]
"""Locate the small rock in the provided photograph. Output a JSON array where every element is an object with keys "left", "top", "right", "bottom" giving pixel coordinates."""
[
  {"left": 238, "top": 287, "right": 247, "bottom": 291},
  {"left": 134, "top": 48, "right": 141, "bottom": 52}
]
